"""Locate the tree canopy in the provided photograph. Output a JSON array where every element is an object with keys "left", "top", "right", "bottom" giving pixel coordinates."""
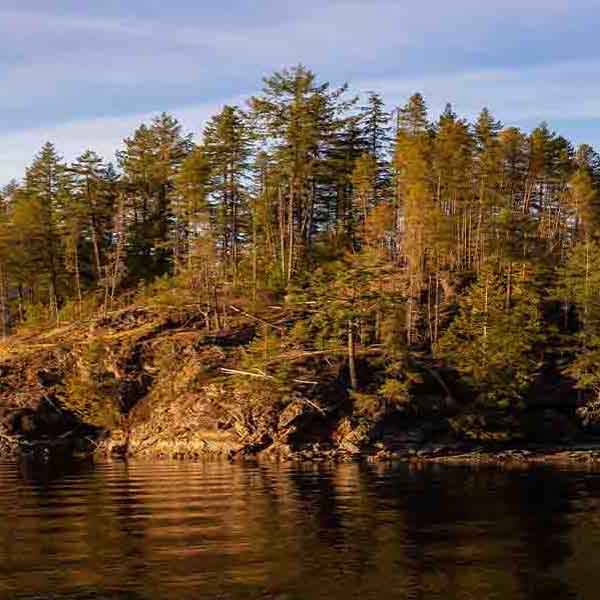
[{"left": 3, "top": 65, "right": 600, "bottom": 435}]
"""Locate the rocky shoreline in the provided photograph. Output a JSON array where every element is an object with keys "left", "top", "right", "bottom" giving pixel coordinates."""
[
  {"left": 6, "top": 433, "right": 600, "bottom": 469},
  {"left": 2, "top": 304, "right": 599, "bottom": 469},
  {"left": 241, "top": 443, "right": 600, "bottom": 467}
]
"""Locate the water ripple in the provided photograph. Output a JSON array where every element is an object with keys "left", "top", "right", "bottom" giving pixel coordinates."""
[{"left": 1, "top": 460, "right": 600, "bottom": 599}]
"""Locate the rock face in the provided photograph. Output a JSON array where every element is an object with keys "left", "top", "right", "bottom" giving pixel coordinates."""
[
  {"left": 0, "top": 307, "right": 329, "bottom": 460},
  {"left": 0, "top": 351, "right": 85, "bottom": 457},
  {"left": 0, "top": 304, "right": 597, "bottom": 464},
  {"left": 112, "top": 388, "right": 320, "bottom": 459}
]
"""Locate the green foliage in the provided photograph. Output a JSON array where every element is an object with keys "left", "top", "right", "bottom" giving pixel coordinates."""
[
  {"left": 437, "top": 268, "right": 543, "bottom": 408},
  {"left": 379, "top": 377, "right": 411, "bottom": 406},
  {"left": 350, "top": 391, "right": 382, "bottom": 420},
  {"left": 18, "top": 302, "right": 52, "bottom": 330},
  {"left": 5, "top": 66, "right": 600, "bottom": 436},
  {"left": 554, "top": 241, "right": 600, "bottom": 424},
  {"left": 60, "top": 340, "right": 121, "bottom": 428},
  {"left": 565, "top": 339, "right": 600, "bottom": 400},
  {"left": 555, "top": 241, "right": 600, "bottom": 328},
  {"left": 449, "top": 413, "right": 523, "bottom": 441},
  {"left": 57, "top": 294, "right": 102, "bottom": 323}
]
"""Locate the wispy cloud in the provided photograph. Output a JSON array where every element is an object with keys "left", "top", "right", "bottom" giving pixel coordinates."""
[
  {"left": 1, "top": 0, "right": 600, "bottom": 182},
  {"left": 0, "top": 95, "right": 248, "bottom": 182},
  {"left": 5, "top": 53, "right": 600, "bottom": 184},
  {"left": 360, "top": 58, "right": 600, "bottom": 123}
]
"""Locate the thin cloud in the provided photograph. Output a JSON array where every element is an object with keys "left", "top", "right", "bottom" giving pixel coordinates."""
[
  {"left": 1, "top": 1, "right": 599, "bottom": 181},
  {"left": 361, "top": 58, "right": 600, "bottom": 123},
  {"left": 0, "top": 94, "right": 249, "bottom": 183}
]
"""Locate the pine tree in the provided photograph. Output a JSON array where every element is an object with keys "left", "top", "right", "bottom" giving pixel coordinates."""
[
  {"left": 17, "top": 143, "right": 73, "bottom": 320},
  {"left": 437, "top": 267, "right": 543, "bottom": 408},
  {"left": 0, "top": 187, "right": 12, "bottom": 337},
  {"left": 566, "top": 167, "right": 599, "bottom": 242},
  {"left": 429, "top": 106, "right": 474, "bottom": 339},
  {"left": 359, "top": 92, "right": 391, "bottom": 204},
  {"left": 473, "top": 108, "right": 503, "bottom": 270},
  {"left": 5, "top": 65, "right": 600, "bottom": 436},
  {"left": 203, "top": 105, "right": 253, "bottom": 282},
  {"left": 350, "top": 153, "right": 378, "bottom": 246},
  {"left": 554, "top": 241, "right": 600, "bottom": 424},
  {"left": 394, "top": 93, "right": 433, "bottom": 345},
  {"left": 70, "top": 150, "right": 116, "bottom": 284},
  {"left": 249, "top": 65, "right": 355, "bottom": 282},
  {"left": 173, "top": 145, "right": 212, "bottom": 271},
  {"left": 117, "top": 113, "right": 192, "bottom": 279}
]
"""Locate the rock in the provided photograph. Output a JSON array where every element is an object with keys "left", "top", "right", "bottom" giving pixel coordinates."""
[
  {"left": 339, "top": 440, "right": 361, "bottom": 455},
  {"left": 277, "top": 397, "right": 313, "bottom": 430},
  {"left": 390, "top": 429, "right": 426, "bottom": 444}
]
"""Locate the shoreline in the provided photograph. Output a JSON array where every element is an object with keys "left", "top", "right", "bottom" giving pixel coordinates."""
[
  {"left": 1, "top": 305, "right": 593, "bottom": 473},
  {"left": 287, "top": 443, "right": 600, "bottom": 467},
  {"left": 6, "top": 435, "right": 600, "bottom": 468}
]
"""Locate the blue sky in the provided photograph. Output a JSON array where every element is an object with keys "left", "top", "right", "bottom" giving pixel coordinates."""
[{"left": 1, "top": 0, "right": 600, "bottom": 183}]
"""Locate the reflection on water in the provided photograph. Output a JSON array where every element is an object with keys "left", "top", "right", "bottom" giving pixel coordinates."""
[{"left": 1, "top": 459, "right": 600, "bottom": 599}]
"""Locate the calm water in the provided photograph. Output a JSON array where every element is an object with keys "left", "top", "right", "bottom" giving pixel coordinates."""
[{"left": 1, "top": 460, "right": 600, "bottom": 599}]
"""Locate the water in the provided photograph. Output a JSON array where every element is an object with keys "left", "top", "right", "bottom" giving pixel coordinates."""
[{"left": 1, "top": 460, "right": 600, "bottom": 599}]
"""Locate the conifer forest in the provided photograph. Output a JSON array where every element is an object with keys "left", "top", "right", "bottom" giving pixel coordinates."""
[{"left": 2, "top": 65, "right": 600, "bottom": 449}]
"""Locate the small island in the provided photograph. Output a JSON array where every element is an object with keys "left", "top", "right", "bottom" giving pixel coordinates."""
[{"left": 2, "top": 67, "right": 600, "bottom": 465}]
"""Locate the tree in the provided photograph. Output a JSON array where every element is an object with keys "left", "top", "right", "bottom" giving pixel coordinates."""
[
  {"left": 350, "top": 153, "right": 378, "bottom": 246},
  {"left": 394, "top": 93, "right": 434, "bottom": 345},
  {"left": 203, "top": 105, "right": 253, "bottom": 282},
  {"left": 473, "top": 108, "right": 503, "bottom": 270},
  {"left": 70, "top": 150, "right": 116, "bottom": 284},
  {"left": 14, "top": 143, "right": 73, "bottom": 321},
  {"left": 437, "top": 267, "right": 543, "bottom": 408},
  {"left": 0, "top": 186, "right": 13, "bottom": 336},
  {"left": 173, "top": 145, "right": 211, "bottom": 270},
  {"left": 249, "top": 65, "right": 355, "bottom": 282},
  {"left": 291, "top": 248, "right": 401, "bottom": 389},
  {"left": 554, "top": 241, "right": 600, "bottom": 425},
  {"left": 5, "top": 65, "right": 600, "bottom": 438},
  {"left": 565, "top": 168, "right": 599, "bottom": 243},
  {"left": 117, "top": 113, "right": 192, "bottom": 279},
  {"left": 358, "top": 91, "right": 391, "bottom": 203}
]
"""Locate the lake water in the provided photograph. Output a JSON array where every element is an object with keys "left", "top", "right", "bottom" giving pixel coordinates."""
[{"left": 1, "top": 459, "right": 600, "bottom": 599}]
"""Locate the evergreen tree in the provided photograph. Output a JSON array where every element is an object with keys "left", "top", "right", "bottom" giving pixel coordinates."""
[
  {"left": 3, "top": 66, "right": 600, "bottom": 435},
  {"left": 351, "top": 153, "right": 378, "bottom": 246},
  {"left": 555, "top": 241, "right": 600, "bottom": 425},
  {"left": 249, "top": 65, "right": 355, "bottom": 282},
  {"left": 359, "top": 92, "right": 391, "bottom": 203},
  {"left": 394, "top": 93, "right": 433, "bottom": 345},
  {"left": 437, "top": 267, "right": 543, "bottom": 408},
  {"left": 203, "top": 105, "right": 253, "bottom": 281},
  {"left": 70, "top": 150, "right": 116, "bottom": 284},
  {"left": 117, "top": 113, "right": 192, "bottom": 279},
  {"left": 17, "top": 143, "right": 73, "bottom": 319},
  {"left": 173, "top": 145, "right": 212, "bottom": 270}
]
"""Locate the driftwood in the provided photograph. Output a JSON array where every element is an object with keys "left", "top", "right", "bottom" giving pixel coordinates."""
[
  {"left": 220, "top": 368, "right": 273, "bottom": 379},
  {"left": 300, "top": 397, "right": 327, "bottom": 415},
  {"left": 219, "top": 367, "right": 318, "bottom": 387}
]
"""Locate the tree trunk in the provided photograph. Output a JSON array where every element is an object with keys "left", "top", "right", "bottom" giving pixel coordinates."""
[
  {"left": 74, "top": 244, "right": 83, "bottom": 317},
  {"left": 287, "top": 180, "right": 295, "bottom": 283},
  {"left": 0, "top": 259, "right": 7, "bottom": 339},
  {"left": 348, "top": 319, "right": 358, "bottom": 390}
]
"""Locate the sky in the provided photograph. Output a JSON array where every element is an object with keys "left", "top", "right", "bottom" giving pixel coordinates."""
[{"left": 1, "top": 0, "right": 600, "bottom": 183}]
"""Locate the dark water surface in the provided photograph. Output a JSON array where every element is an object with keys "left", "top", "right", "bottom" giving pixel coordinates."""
[{"left": 1, "top": 460, "right": 600, "bottom": 599}]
